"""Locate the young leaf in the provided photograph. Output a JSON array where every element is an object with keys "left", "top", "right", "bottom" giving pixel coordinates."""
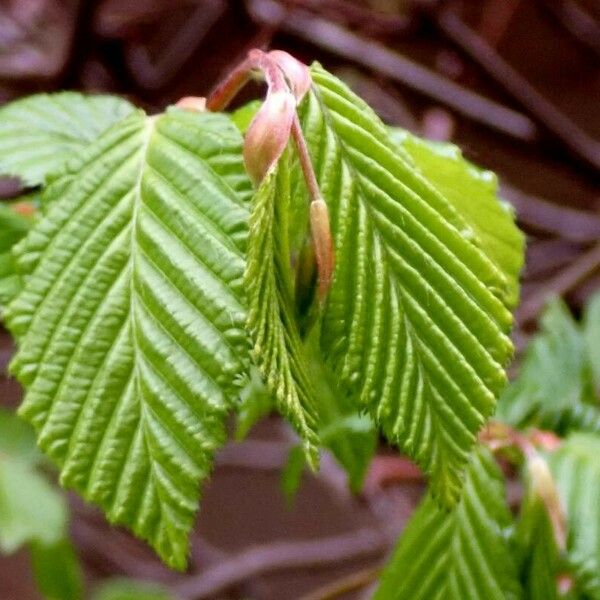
[
  {"left": 0, "top": 201, "right": 33, "bottom": 311},
  {"left": 300, "top": 64, "right": 517, "bottom": 504},
  {"left": 549, "top": 433, "right": 600, "bottom": 596},
  {"left": 245, "top": 159, "right": 320, "bottom": 466},
  {"left": 93, "top": 579, "right": 174, "bottom": 600},
  {"left": 0, "top": 92, "right": 134, "bottom": 186},
  {"left": 0, "top": 411, "right": 67, "bottom": 554},
  {"left": 389, "top": 130, "right": 524, "bottom": 309},
  {"left": 30, "top": 539, "right": 84, "bottom": 600},
  {"left": 516, "top": 492, "right": 560, "bottom": 600},
  {"left": 5, "top": 108, "right": 253, "bottom": 569},
  {"left": 235, "top": 367, "right": 273, "bottom": 441},
  {"left": 584, "top": 291, "right": 600, "bottom": 394},
  {"left": 497, "top": 298, "right": 600, "bottom": 433},
  {"left": 374, "top": 446, "right": 522, "bottom": 600}
]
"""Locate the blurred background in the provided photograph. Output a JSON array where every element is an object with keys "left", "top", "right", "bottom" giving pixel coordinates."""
[{"left": 0, "top": 0, "right": 599, "bottom": 598}]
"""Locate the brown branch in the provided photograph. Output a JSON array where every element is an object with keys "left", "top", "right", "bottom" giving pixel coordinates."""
[
  {"left": 246, "top": 0, "right": 538, "bottom": 141},
  {"left": 297, "top": 566, "right": 383, "bottom": 600},
  {"left": 517, "top": 242, "right": 600, "bottom": 325},
  {"left": 501, "top": 184, "right": 600, "bottom": 242},
  {"left": 435, "top": 4, "right": 600, "bottom": 172},
  {"left": 171, "top": 528, "right": 388, "bottom": 600}
]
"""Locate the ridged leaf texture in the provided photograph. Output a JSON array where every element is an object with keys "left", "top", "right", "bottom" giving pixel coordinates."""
[
  {"left": 5, "top": 108, "right": 253, "bottom": 569},
  {"left": 299, "top": 64, "right": 517, "bottom": 503},
  {"left": 549, "top": 433, "right": 600, "bottom": 597},
  {"left": 0, "top": 202, "right": 32, "bottom": 311},
  {"left": 389, "top": 129, "right": 524, "bottom": 310},
  {"left": 374, "top": 445, "right": 522, "bottom": 600},
  {"left": 497, "top": 298, "right": 600, "bottom": 433},
  {"left": 245, "top": 160, "right": 320, "bottom": 465},
  {"left": 0, "top": 92, "right": 134, "bottom": 186}
]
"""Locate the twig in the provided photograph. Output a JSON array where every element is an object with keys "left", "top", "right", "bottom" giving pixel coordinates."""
[
  {"left": 537, "top": 0, "right": 600, "bottom": 58},
  {"left": 297, "top": 565, "right": 383, "bottom": 600},
  {"left": 502, "top": 183, "right": 600, "bottom": 242},
  {"left": 435, "top": 4, "right": 600, "bottom": 172},
  {"left": 171, "top": 528, "right": 388, "bottom": 600},
  {"left": 517, "top": 242, "right": 600, "bottom": 325},
  {"left": 246, "top": 0, "right": 538, "bottom": 141}
]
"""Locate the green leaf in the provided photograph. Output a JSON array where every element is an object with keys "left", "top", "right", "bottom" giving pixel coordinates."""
[
  {"left": 0, "top": 201, "right": 33, "bottom": 311},
  {"left": 230, "top": 100, "right": 261, "bottom": 134},
  {"left": 5, "top": 108, "right": 253, "bottom": 569},
  {"left": 0, "top": 92, "right": 135, "bottom": 186},
  {"left": 549, "top": 433, "right": 600, "bottom": 597},
  {"left": 0, "top": 407, "right": 39, "bottom": 463},
  {"left": 235, "top": 367, "right": 273, "bottom": 441},
  {"left": 389, "top": 130, "right": 524, "bottom": 310},
  {"left": 497, "top": 298, "right": 600, "bottom": 433},
  {"left": 584, "top": 292, "right": 600, "bottom": 394},
  {"left": 374, "top": 445, "right": 522, "bottom": 600},
  {"left": 30, "top": 539, "right": 84, "bottom": 600},
  {"left": 281, "top": 444, "right": 306, "bottom": 506},
  {"left": 515, "top": 461, "right": 561, "bottom": 600},
  {"left": 0, "top": 453, "right": 67, "bottom": 554},
  {"left": 245, "top": 159, "right": 320, "bottom": 466},
  {"left": 305, "top": 329, "right": 376, "bottom": 492},
  {"left": 93, "top": 579, "right": 174, "bottom": 600},
  {"left": 300, "top": 64, "right": 517, "bottom": 504}
]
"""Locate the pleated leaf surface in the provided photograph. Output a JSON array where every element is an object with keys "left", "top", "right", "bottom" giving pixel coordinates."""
[
  {"left": 374, "top": 446, "right": 522, "bottom": 600},
  {"left": 5, "top": 108, "right": 253, "bottom": 568},
  {"left": 245, "top": 160, "right": 320, "bottom": 465},
  {"left": 0, "top": 92, "right": 135, "bottom": 186},
  {"left": 299, "top": 64, "right": 517, "bottom": 503}
]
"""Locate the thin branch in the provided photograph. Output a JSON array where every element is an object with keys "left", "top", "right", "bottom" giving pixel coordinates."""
[
  {"left": 297, "top": 566, "right": 383, "bottom": 600},
  {"left": 246, "top": 0, "right": 538, "bottom": 141},
  {"left": 435, "top": 4, "right": 600, "bottom": 172},
  {"left": 171, "top": 528, "right": 388, "bottom": 600},
  {"left": 517, "top": 242, "right": 600, "bottom": 325}
]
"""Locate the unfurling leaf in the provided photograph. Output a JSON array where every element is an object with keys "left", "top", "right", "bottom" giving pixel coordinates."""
[
  {"left": 375, "top": 446, "right": 522, "bottom": 599},
  {"left": 245, "top": 158, "right": 320, "bottom": 466},
  {"left": 299, "top": 64, "right": 518, "bottom": 504},
  {"left": 5, "top": 108, "right": 253, "bottom": 569}
]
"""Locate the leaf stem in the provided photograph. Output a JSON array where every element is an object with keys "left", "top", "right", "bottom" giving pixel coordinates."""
[{"left": 206, "top": 49, "right": 335, "bottom": 301}]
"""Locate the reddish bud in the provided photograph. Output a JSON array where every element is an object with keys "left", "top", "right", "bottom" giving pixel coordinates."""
[
  {"left": 269, "top": 50, "right": 312, "bottom": 101},
  {"left": 310, "top": 198, "right": 335, "bottom": 302},
  {"left": 243, "top": 89, "right": 295, "bottom": 184},
  {"left": 175, "top": 96, "right": 206, "bottom": 112},
  {"left": 528, "top": 454, "right": 567, "bottom": 551},
  {"left": 11, "top": 201, "right": 36, "bottom": 218}
]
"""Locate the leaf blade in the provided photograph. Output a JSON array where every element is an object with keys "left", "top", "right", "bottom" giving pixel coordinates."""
[
  {"left": 301, "top": 64, "right": 517, "bottom": 503},
  {"left": 0, "top": 92, "right": 135, "bottom": 186},
  {"left": 6, "top": 108, "right": 252, "bottom": 568}
]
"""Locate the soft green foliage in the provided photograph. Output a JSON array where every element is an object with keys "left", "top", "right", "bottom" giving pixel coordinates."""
[
  {"left": 0, "top": 408, "right": 81, "bottom": 599},
  {"left": 245, "top": 160, "right": 320, "bottom": 466},
  {"left": 30, "top": 540, "right": 83, "bottom": 600},
  {"left": 0, "top": 92, "right": 134, "bottom": 186},
  {"left": 549, "top": 434, "right": 600, "bottom": 597},
  {"left": 497, "top": 298, "right": 600, "bottom": 433},
  {"left": 0, "top": 201, "right": 32, "bottom": 311},
  {"left": 300, "top": 64, "right": 518, "bottom": 504},
  {"left": 0, "top": 438, "right": 67, "bottom": 554},
  {"left": 93, "top": 579, "right": 174, "bottom": 600},
  {"left": 375, "top": 445, "right": 522, "bottom": 600},
  {"left": 515, "top": 463, "right": 561, "bottom": 600},
  {"left": 583, "top": 293, "right": 600, "bottom": 393},
  {"left": 5, "top": 108, "right": 254, "bottom": 569},
  {"left": 0, "top": 57, "right": 527, "bottom": 573},
  {"left": 235, "top": 367, "right": 273, "bottom": 441},
  {"left": 390, "top": 130, "right": 524, "bottom": 309}
]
